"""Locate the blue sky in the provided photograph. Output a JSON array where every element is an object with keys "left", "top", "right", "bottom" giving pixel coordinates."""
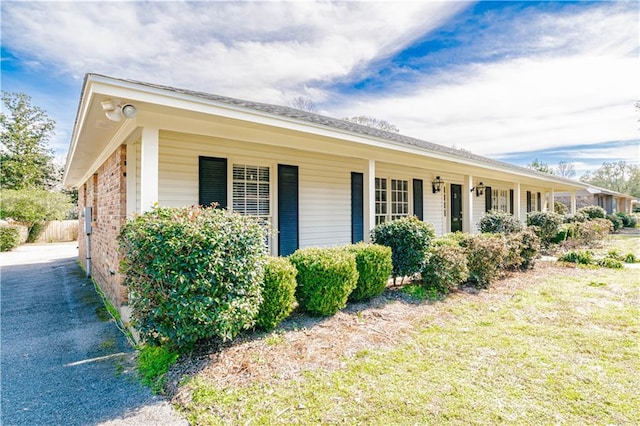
[{"left": 1, "top": 1, "right": 638, "bottom": 178}]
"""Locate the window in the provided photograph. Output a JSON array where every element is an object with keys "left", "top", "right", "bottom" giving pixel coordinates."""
[
  {"left": 492, "top": 189, "right": 508, "bottom": 213},
  {"left": 390, "top": 179, "right": 409, "bottom": 220},
  {"left": 232, "top": 164, "right": 270, "bottom": 222},
  {"left": 376, "top": 177, "right": 409, "bottom": 224}
]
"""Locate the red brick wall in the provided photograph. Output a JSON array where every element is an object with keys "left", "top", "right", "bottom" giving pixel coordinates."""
[{"left": 77, "top": 145, "right": 127, "bottom": 308}]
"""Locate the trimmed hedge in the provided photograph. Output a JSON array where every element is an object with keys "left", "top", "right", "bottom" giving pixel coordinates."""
[
  {"left": 346, "top": 243, "right": 393, "bottom": 302},
  {"left": 577, "top": 205, "right": 606, "bottom": 219},
  {"left": 478, "top": 211, "right": 523, "bottom": 234},
  {"left": 118, "top": 205, "right": 268, "bottom": 351},
  {"left": 289, "top": 247, "right": 358, "bottom": 316},
  {"left": 615, "top": 212, "right": 638, "bottom": 228},
  {"left": 255, "top": 257, "right": 298, "bottom": 331},
  {"left": 607, "top": 214, "right": 623, "bottom": 232},
  {"left": 422, "top": 242, "right": 469, "bottom": 294},
  {"left": 0, "top": 225, "right": 20, "bottom": 252},
  {"left": 371, "top": 216, "right": 435, "bottom": 280}
]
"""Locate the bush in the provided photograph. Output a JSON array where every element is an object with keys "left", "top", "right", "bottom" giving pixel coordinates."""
[
  {"left": 508, "top": 229, "right": 541, "bottom": 271},
  {"left": 370, "top": 216, "right": 435, "bottom": 281},
  {"left": 459, "top": 234, "right": 509, "bottom": 288},
  {"left": 119, "top": 205, "right": 268, "bottom": 351},
  {"left": 597, "top": 258, "right": 623, "bottom": 269},
  {"left": 616, "top": 212, "right": 638, "bottom": 228},
  {"left": 554, "top": 201, "right": 568, "bottom": 215},
  {"left": 346, "top": 243, "right": 393, "bottom": 302},
  {"left": 478, "top": 211, "right": 523, "bottom": 234},
  {"left": 558, "top": 250, "right": 594, "bottom": 265},
  {"left": 289, "top": 247, "right": 358, "bottom": 316},
  {"left": 0, "top": 225, "right": 20, "bottom": 251},
  {"left": 564, "top": 212, "right": 588, "bottom": 223},
  {"left": 421, "top": 242, "right": 469, "bottom": 294},
  {"left": 527, "top": 211, "right": 563, "bottom": 248},
  {"left": 577, "top": 205, "right": 606, "bottom": 219},
  {"left": 623, "top": 253, "right": 638, "bottom": 263},
  {"left": 255, "top": 257, "right": 298, "bottom": 331},
  {"left": 607, "top": 214, "right": 623, "bottom": 232},
  {"left": 573, "top": 219, "right": 612, "bottom": 247}
]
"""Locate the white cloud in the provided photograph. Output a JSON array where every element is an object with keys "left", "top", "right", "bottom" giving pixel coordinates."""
[
  {"left": 329, "top": 2, "right": 639, "bottom": 157},
  {"left": 1, "top": 1, "right": 466, "bottom": 103}
]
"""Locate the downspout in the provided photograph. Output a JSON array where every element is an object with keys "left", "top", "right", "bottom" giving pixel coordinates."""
[{"left": 84, "top": 206, "right": 92, "bottom": 278}]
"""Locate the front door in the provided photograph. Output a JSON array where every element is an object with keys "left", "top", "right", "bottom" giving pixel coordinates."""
[{"left": 450, "top": 184, "right": 462, "bottom": 232}]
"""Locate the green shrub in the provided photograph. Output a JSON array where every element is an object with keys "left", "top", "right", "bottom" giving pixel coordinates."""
[
  {"left": 0, "top": 225, "right": 20, "bottom": 251},
  {"left": 119, "top": 205, "right": 267, "bottom": 351},
  {"left": 623, "top": 253, "right": 638, "bottom": 263},
  {"left": 137, "top": 345, "right": 179, "bottom": 393},
  {"left": 616, "top": 212, "right": 637, "bottom": 228},
  {"left": 370, "top": 216, "right": 435, "bottom": 280},
  {"left": 607, "top": 214, "right": 623, "bottom": 232},
  {"left": 478, "top": 211, "right": 523, "bottom": 234},
  {"left": 577, "top": 205, "right": 606, "bottom": 219},
  {"left": 422, "top": 242, "right": 469, "bottom": 294},
  {"left": 597, "top": 258, "right": 623, "bottom": 269},
  {"left": 255, "top": 257, "right": 298, "bottom": 331},
  {"left": 289, "top": 247, "right": 358, "bottom": 316},
  {"left": 527, "top": 211, "right": 563, "bottom": 248},
  {"left": 558, "top": 250, "right": 594, "bottom": 265},
  {"left": 553, "top": 223, "right": 575, "bottom": 244},
  {"left": 564, "top": 212, "right": 588, "bottom": 223},
  {"left": 460, "top": 234, "right": 509, "bottom": 288},
  {"left": 554, "top": 201, "right": 568, "bottom": 215},
  {"left": 605, "top": 249, "right": 623, "bottom": 261},
  {"left": 346, "top": 243, "right": 393, "bottom": 302}
]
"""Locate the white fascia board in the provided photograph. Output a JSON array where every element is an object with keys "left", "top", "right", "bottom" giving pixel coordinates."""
[{"left": 63, "top": 80, "right": 96, "bottom": 188}]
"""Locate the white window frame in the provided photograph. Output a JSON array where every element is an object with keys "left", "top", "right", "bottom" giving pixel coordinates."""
[
  {"left": 375, "top": 177, "right": 410, "bottom": 224},
  {"left": 492, "top": 189, "right": 508, "bottom": 213},
  {"left": 231, "top": 162, "right": 272, "bottom": 249}
]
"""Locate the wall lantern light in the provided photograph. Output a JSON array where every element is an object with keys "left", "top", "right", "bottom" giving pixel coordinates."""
[
  {"left": 432, "top": 176, "right": 444, "bottom": 193},
  {"left": 471, "top": 182, "right": 486, "bottom": 197}
]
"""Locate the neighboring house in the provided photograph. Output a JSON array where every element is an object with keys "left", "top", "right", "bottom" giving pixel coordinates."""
[
  {"left": 62, "top": 74, "right": 598, "bottom": 315},
  {"left": 556, "top": 187, "right": 636, "bottom": 215}
]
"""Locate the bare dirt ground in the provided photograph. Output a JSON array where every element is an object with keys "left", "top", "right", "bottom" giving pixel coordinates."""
[{"left": 166, "top": 259, "right": 599, "bottom": 406}]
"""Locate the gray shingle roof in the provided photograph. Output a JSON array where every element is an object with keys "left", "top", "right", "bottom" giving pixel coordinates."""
[{"left": 90, "top": 73, "right": 582, "bottom": 186}]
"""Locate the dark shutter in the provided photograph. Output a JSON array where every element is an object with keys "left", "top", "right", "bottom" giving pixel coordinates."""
[
  {"left": 199, "top": 156, "right": 227, "bottom": 208},
  {"left": 526, "top": 191, "right": 532, "bottom": 213},
  {"left": 278, "top": 164, "right": 299, "bottom": 256},
  {"left": 351, "top": 172, "right": 364, "bottom": 243},
  {"left": 412, "top": 179, "right": 423, "bottom": 221},
  {"left": 485, "top": 186, "right": 492, "bottom": 212},
  {"left": 509, "top": 189, "right": 514, "bottom": 214},
  {"left": 537, "top": 192, "right": 542, "bottom": 212}
]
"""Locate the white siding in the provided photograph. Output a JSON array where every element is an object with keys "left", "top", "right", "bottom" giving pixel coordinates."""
[{"left": 157, "top": 131, "right": 361, "bottom": 251}]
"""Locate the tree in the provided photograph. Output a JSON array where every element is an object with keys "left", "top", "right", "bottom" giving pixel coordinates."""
[
  {"left": 289, "top": 96, "right": 318, "bottom": 113},
  {"left": 556, "top": 161, "right": 576, "bottom": 178},
  {"left": 527, "top": 158, "right": 554, "bottom": 175},
  {"left": 342, "top": 115, "right": 400, "bottom": 133},
  {"left": 580, "top": 161, "right": 640, "bottom": 197},
  {"left": 1, "top": 91, "right": 59, "bottom": 190}
]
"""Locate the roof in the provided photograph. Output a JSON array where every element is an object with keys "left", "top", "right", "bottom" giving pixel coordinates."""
[{"left": 64, "top": 73, "right": 605, "bottom": 193}]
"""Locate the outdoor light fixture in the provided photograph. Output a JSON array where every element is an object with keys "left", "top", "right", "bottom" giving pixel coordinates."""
[
  {"left": 432, "top": 176, "right": 444, "bottom": 193},
  {"left": 471, "top": 182, "right": 486, "bottom": 197},
  {"left": 101, "top": 99, "right": 137, "bottom": 122}
]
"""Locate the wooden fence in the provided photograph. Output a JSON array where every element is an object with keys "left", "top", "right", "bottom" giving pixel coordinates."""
[{"left": 34, "top": 220, "right": 78, "bottom": 243}]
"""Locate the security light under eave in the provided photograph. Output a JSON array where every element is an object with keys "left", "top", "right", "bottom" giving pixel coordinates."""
[{"left": 101, "top": 99, "right": 137, "bottom": 122}]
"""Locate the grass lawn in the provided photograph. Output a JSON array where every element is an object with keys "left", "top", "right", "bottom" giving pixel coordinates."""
[{"left": 176, "top": 236, "right": 640, "bottom": 425}]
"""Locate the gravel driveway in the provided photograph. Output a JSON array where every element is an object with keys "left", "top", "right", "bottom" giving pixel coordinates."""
[{"left": 1, "top": 243, "right": 187, "bottom": 425}]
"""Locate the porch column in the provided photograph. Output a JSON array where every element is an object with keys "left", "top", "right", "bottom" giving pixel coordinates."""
[
  {"left": 126, "top": 141, "right": 138, "bottom": 216},
  {"left": 514, "top": 183, "right": 521, "bottom": 222},
  {"left": 570, "top": 191, "right": 577, "bottom": 214},
  {"left": 463, "top": 175, "right": 474, "bottom": 233},
  {"left": 140, "top": 127, "right": 159, "bottom": 212},
  {"left": 549, "top": 189, "right": 555, "bottom": 213},
  {"left": 363, "top": 159, "right": 376, "bottom": 242}
]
